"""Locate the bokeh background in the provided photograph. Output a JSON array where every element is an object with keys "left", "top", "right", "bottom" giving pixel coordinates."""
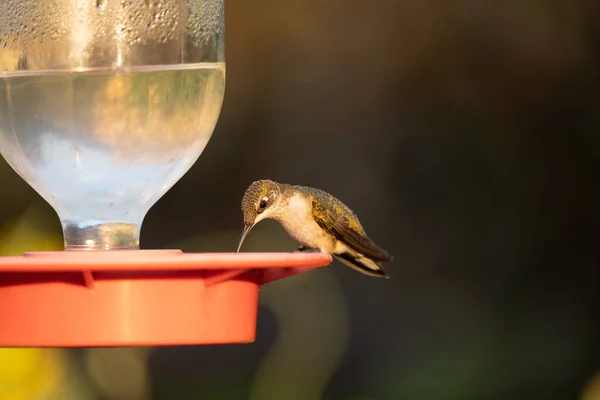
[{"left": 1, "top": 0, "right": 600, "bottom": 399}]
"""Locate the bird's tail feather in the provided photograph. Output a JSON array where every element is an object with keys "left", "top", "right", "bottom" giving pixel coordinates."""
[{"left": 335, "top": 253, "right": 390, "bottom": 279}]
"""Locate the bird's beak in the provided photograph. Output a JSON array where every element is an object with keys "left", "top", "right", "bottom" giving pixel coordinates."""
[{"left": 235, "top": 223, "right": 254, "bottom": 253}]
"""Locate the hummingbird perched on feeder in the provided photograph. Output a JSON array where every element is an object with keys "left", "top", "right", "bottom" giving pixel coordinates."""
[{"left": 236, "top": 180, "right": 393, "bottom": 278}]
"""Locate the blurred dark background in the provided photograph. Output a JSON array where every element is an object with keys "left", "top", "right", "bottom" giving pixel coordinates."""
[{"left": 1, "top": 0, "right": 600, "bottom": 399}]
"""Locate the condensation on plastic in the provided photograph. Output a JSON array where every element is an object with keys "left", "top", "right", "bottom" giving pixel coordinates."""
[{"left": 0, "top": 0, "right": 224, "bottom": 71}]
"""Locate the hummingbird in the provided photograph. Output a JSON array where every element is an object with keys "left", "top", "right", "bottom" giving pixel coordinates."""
[{"left": 235, "top": 179, "right": 393, "bottom": 278}]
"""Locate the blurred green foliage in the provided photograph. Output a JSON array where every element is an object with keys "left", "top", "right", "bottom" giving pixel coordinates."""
[{"left": 0, "top": 202, "right": 63, "bottom": 256}]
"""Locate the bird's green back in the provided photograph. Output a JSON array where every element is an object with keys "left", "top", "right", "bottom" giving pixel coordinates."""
[{"left": 292, "top": 185, "right": 366, "bottom": 236}]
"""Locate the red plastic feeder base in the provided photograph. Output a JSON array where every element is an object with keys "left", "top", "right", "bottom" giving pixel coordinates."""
[{"left": 0, "top": 250, "right": 331, "bottom": 347}]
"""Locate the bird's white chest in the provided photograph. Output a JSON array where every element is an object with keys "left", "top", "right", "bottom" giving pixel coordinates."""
[{"left": 275, "top": 194, "right": 334, "bottom": 252}]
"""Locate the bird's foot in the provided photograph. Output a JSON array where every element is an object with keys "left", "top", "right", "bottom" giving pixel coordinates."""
[{"left": 293, "top": 245, "right": 319, "bottom": 253}]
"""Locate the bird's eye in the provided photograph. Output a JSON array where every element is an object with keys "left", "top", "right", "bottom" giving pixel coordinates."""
[{"left": 259, "top": 199, "right": 267, "bottom": 209}]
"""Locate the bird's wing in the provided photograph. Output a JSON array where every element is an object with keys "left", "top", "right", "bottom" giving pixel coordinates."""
[{"left": 311, "top": 199, "right": 392, "bottom": 262}]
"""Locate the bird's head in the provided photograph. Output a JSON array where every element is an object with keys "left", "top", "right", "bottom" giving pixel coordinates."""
[{"left": 236, "top": 180, "right": 283, "bottom": 252}]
